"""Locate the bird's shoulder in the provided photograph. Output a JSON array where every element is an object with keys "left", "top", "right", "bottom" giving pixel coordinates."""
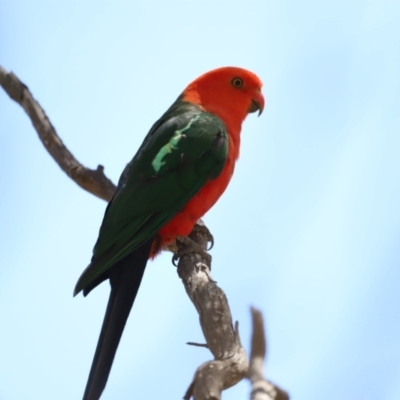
[{"left": 117, "top": 98, "right": 228, "bottom": 189}]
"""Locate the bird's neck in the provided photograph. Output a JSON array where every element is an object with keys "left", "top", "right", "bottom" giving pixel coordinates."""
[
  {"left": 205, "top": 105, "right": 242, "bottom": 161},
  {"left": 181, "top": 88, "right": 243, "bottom": 160}
]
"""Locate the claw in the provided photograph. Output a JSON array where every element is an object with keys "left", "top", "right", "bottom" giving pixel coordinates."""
[
  {"left": 207, "top": 234, "right": 214, "bottom": 251},
  {"left": 194, "top": 221, "right": 214, "bottom": 250},
  {"left": 171, "top": 235, "right": 212, "bottom": 267},
  {"left": 172, "top": 252, "right": 179, "bottom": 267}
]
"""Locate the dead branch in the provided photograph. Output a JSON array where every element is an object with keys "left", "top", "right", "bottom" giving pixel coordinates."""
[
  {"left": 1, "top": 65, "right": 249, "bottom": 399},
  {"left": 0, "top": 65, "right": 116, "bottom": 201},
  {"left": 178, "top": 221, "right": 248, "bottom": 400},
  {"left": 247, "top": 307, "right": 289, "bottom": 400}
]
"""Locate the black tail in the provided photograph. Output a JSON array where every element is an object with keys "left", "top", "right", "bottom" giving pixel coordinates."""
[{"left": 82, "top": 240, "right": 153, "bottom": 400}]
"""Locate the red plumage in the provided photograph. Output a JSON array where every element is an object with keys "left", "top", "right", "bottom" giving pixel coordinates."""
[
  {"left": 155, "top": 67, "right": 264, "bottom": 251},
  {"left": 77, "top": 67, "right": 264, "bottom": 400}
]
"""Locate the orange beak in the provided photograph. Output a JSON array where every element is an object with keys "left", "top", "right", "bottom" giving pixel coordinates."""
[{"left": 248, "top": 91, "right": 265, "bottom": 116}]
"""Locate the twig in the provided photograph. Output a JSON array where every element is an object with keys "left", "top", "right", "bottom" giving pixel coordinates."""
[
  {"left": 247, "top": 307, "right": 289, "bottom": 400},
  {"left": 187, "top": 342, "right": 209, "bottom": 348}
]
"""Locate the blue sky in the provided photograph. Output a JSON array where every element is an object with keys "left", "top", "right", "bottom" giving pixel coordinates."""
[{"left": 1, "top": 1, "right": 400, "bottom": 399}]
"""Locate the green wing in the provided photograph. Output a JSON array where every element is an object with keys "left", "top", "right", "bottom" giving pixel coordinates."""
[{"left": 74, "top": 102, "right": 228, "bottom": 294}]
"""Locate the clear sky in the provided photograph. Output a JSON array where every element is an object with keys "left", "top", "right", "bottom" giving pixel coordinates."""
[{"left": 1, "top": 1, "right": 400, "bottom": 399}]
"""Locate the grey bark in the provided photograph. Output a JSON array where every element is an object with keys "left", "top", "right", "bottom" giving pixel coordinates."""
[
  {"left": 0, "top": 66, "right": 116, "bottom": 201},
  {"left": 178, "top": 222, "right": 248, "bottom": 400},
  {"left": 247, "top": 308, "right": 289, "bottom": 400}
]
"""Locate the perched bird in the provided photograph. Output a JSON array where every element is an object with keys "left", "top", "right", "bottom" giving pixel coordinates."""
[{"left": 74, "top": 66, "right": 264, "bottom": 400}]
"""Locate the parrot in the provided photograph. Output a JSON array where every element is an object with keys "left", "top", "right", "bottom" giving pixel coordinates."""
[{"left": 74, "top": 66, "right": 264, "bottom": 400}]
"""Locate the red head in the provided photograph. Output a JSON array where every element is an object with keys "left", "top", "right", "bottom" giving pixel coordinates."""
[{"left": 183, "top": 67, "right": 264, "bottom": 131}]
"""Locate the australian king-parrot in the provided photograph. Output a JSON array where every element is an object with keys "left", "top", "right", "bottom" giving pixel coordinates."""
[{"left": 74, "top": 66, "right": 264, "bottom": 400}]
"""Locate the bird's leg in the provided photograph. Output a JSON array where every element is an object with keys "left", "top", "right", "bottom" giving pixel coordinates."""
[
  {"left": 172, "top": 235, "right": 212, "bottom": 266},
  {"left": 193, "top": 221, "right": 214, "bottom": 250},
  {"left": 162, "top": 222, "right": 213, "bottom": 254}
]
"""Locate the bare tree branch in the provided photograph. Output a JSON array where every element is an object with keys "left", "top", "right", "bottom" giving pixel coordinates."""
[
  {"left": 178, "top": 221, "right": 248, "bottom": 400},
  {"left": 247, "top": 307, "right": 289, "bottom": 400},
  {"left": 0, "top": 65, "right": 116, "bottom": 201},
  {"left": 1, "top": 65, "right": 250, "bottom": 398}
]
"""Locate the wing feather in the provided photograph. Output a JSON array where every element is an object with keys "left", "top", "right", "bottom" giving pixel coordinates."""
[{"left": 74, "top": 104, "right": 228, "bottom": 294}]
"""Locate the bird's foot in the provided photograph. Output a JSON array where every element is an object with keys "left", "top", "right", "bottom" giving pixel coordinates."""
[
  {"left": 193, "top": 221, "right": 214, "bottom": 250},
  {"left": 172, "top": 236, "right": 212, "bottom": 266}
]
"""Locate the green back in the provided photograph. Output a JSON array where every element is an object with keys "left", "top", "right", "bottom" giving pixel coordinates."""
[{"left": 74, "top": 99, "right": 228, "bottom": 294}]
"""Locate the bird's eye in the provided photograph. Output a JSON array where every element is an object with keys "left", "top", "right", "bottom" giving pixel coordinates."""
[{"left": 231, "top": 78, "right": 244, "bottom": 88}]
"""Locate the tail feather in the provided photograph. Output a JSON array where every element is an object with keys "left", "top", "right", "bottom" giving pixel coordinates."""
[{"left": 82, "top": 239, "right": 153, "bottom": 400}]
